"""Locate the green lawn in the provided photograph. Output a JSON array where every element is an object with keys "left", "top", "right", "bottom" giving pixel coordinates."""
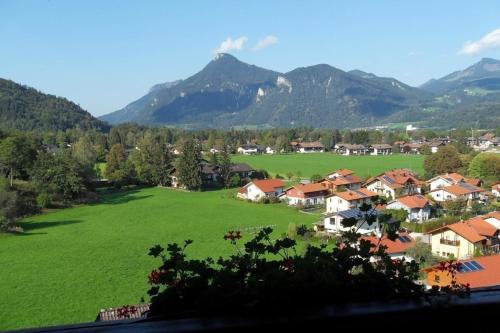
[
  {"left": 232, "top": 153, "right": 425, "bottom": 178},
  {"left": 0, "top": 187, "right": 316, "bottom": 330}
]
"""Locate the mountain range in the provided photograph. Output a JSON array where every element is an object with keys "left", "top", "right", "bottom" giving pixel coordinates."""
[
  {"left": 100, "top": 54, "right": 500, "bottom": 129},
  {"left": 1, "top": 56, "right": 500, "bottom": 132}
]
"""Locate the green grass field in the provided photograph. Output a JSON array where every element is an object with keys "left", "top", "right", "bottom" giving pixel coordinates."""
[
  {"left": 232, "top": 153, "right": 425, "bottom": 178},
  {"left": 0, "top": 188, "right": 316, "bottom": 330}
]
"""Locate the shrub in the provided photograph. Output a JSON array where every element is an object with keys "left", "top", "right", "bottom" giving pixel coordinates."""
[
  {"left": 36, "top": 192, "right": 52, "bottom": 208},
  {"left": 287, "top": 223, "right": 297, "bottom": 238},
  {"left": 275, "top": 174, "right": 284, "bottom": 179}
]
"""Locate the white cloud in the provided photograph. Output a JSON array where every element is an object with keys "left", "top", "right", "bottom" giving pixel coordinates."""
[
  {"left": 214, "top": 36, "right": 248, "bottom": 54},
  {"left": 252, "top": 35, "right": 279, "bottom": 51},
  {"left": 459, "top": 28, "right": 500, "bottom": 55}
]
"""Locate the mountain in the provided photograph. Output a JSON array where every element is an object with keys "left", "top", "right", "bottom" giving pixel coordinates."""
[
  {"left": 0, "top": 78, "right": 109, "bottom": 132},
  {"left": 420, "top": 58, "right": 500, "bottom": 95},
  {"left": 101, "top": 54, "right": 431, "bottom": 128}
]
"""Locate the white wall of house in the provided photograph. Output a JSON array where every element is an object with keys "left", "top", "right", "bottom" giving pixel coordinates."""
[
  {"left": 298, "top": 147, "right": 324, "bottom": 153},
  {"left": 265, "top": 147, "right": 275, "bottom": 154},
  {"left": 429, "top": 178, "right": 452, "bottom": 191},
  {"left": 430, "top": 230, "right": 478, "bottom": 260},
  {"left": 370, "top": 148, "right": 392, "bottom": 155},
  {"left": 324, "top": 215, "right": 380, "bottom": 235},
  {"left": 386, "top": 201, "right": 431, "bottom": 222},
  {"left": 237, "top": 147, "right": 259, "bottom": 155},
  {"left": 326, "top": 196, "right": 373, "bottom": 213},
  {"left": 287, "top": 195, "right": 325, "bottom": 206},
  {"left": 366, "top": 181, "right": 395, "bottom": 199},
  {"left": 431, "top": 146, "right": 440, "bottom": 153},
  {"left": 493, "top": 187, "right": 500, "bottom": 197},
  {"left": 428, "top": 189, "right": 456, "bottom": 202},
  {"left": 484, "top": 217, "right": 500, "bottom": 230}
]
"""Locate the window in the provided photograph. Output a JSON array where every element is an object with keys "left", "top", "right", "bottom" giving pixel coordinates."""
[{"left": 434, "top": 275, "right": 440, "bottom": 283}]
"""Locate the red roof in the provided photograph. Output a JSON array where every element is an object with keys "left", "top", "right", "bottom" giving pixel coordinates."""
[
  {"left": 426, "top": 217, "right": 498, "bottom": 243},
  {"left": 251, "top": 179, "right": 285, "bottom": 193},
  {"left": 336, "top": 188, "right": 378, "bottom": 201},
  {"left": 366, "top": 168, "right": 422, "bottom": 189},
  {"left": 443, "top": 183, "right": 484, "bottom": 196},
  {"left": 360, "top": 233, "right": 416, "bottom": 255},
  {"left": 286, "top": 183, "right": 329, "bottom": 198},
  {"left": 425, "top": 254, "right": 500, "bottom": 289},
  {"left": 334, "top": 169, "right": 354, "bottom": 176},
  {"left": 394, "top": 195, "right": 430, "bottom": 209}
]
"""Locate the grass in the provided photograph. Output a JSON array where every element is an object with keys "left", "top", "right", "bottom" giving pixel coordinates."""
[
  {"left": 232, "top": 153, "right": 425, "bottom": 179},
  {"left": 0, "top": 187, "right": 316, "bottom": 330}
]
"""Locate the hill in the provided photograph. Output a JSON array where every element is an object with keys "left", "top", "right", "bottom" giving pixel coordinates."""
[
  {"left": 0, "top": 78, "right": 109, "bottom": 132},
  {"left": 100, "top": 54, "right": 431, "bottom": 128}
]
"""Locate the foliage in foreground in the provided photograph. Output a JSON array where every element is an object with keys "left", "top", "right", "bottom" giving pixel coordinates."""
[{"left": 145, "top": 225, "right": 424, "bottom": 317}]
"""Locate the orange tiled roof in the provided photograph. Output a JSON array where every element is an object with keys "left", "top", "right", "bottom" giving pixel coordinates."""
[
  {"left": 336, "top": 188, "right": 378, "bottom": 201},
  {"left": 446, "top": 223, "right": 486, "bottom": 243},
  {"left": 334, "top": 169, "right": 354, "bottom": 176},
  {"left": 367, "top": 168, "right": 422, "bottom": 189},
  {"left": 426, "top": 216, "right": 499, "bottom": 243},
  {"left": 252, "top": 179, "right": 285, "bottom": 193},
  {"left": 361, "top": 232, "right": 416, "bottom": 255},
  {"left": 483, "top": 211, "right": 500, "bottom": 220},
  {"left": 286, "top": 183, "right": 329, "bottom": 198},
  {"left": 443, "top": 183, "right": 484, "bottom": 196},
  {"left": 426, "top": 254, "right": 500, "bottom": 289},
  {"left": 466, "top": 217, "right": 498, "bottom": 237},
  {"left": 394, "top": 194, "right": 430, "bottom": 209}
]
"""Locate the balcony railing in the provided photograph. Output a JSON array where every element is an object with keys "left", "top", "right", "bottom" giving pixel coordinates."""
[{"left": 440, "top": 239, "right": 460, "bottom": 246}]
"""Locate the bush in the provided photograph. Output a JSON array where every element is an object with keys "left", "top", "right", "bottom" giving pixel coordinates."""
[
  {"left": 422, "top": 216, "right": 460, "bottom": 233},
  {"left": 275, "top": 174, "right": 284, "bottom": 179},
  {"left": 287, "top": 223, "right": 297, "bottom": 238},
  {"left": 36, "top": 192, "right": 52, "bottom": 208}
]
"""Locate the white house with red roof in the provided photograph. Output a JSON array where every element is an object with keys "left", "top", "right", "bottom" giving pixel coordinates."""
[
  {"left": 361, "top": 233, "right": 416, "bottom": 261},
  {"left": 427, "top": 172, "right": 482, "bottom": 191},
  {"left": 325, "top": 188, "right": 378, "bottom": 213},
  {"left": 365, "top": 169, "right": 422, "bottom": 199},
  {"left": 428, "top": 182, "right": 484, "bottom": 205},
  {"left": 237, "top": 179, "right": 285, "bottom": 202},
  {"left": 285, "top": 183, "right": 330, "bottom": 206},
  {"left": 386, "top": 194, "right": 431, "bottom": 222}
]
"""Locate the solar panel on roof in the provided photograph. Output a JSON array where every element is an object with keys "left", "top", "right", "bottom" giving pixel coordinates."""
[
  {"left": 459, "top": 264, "right": 471, "bottom": 273},
  {"left": 382, "top": 175, "right": 396, "bottom": 184},
  {"left": 352, "top": 189, "right": 367, "bottom": 197},
  {"left": 468, "top": 260, "right": 484, "bottom": 270},
  {"left": 459, "top": 183, "right": 478, "bottom": 191},
  {"left": 459, "top": 260, "right": 484, "bottom": 273},
  {"left": 398, "top": 236, "right": 408, "bottom": 243}
]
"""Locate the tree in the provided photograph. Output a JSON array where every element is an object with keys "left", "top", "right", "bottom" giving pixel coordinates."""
[
  {"left": 177, "top": 138, "right": 202, "bottom": 191},
  {"left": 105, "top": 144, "right": 135, "bottom": 187},
  {"left": 384, "top": 208, "right": 409, "bottom": 223},
  {"left": 0, "top": 180, "right": 18, "bottom": 231},
  {"left": 219, "top": 142, "right": 232, "bottom": 188},
  {"left": 30, "top": 151, "right": 86, "bottom": 203},
  {"left": 0, "top": 135, "right": 37, "bottom": 186},
  {"left": 285, "top": 171, "right": 294, "bottom": 181},
  {"left": 442, "top": 199, "right": 468, "bottom": 217},
  {"left": 132, "top": 135, "right": 173, "bottom": 186},
  {"left": 405, "top": 239, "right": 439, "bottom": 269},
  {"left": 423, "top": 145, "right": 462, "bottom": 177},
  {"left": 420, "top": 144, "right": 431, "bottom": 155},
  {"left": 72, "top": 135, "right": 97, "bottom": 167},
  {"left": 310, "top": 174, "right": 323, "bottom": 183},
  {"left": 468, "top": 153, "right": 500, "bottom": 181}
]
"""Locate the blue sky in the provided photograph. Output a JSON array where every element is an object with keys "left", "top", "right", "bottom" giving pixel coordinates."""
[{"left": 1, "top": 0, "right": 500, "bottom": 116}]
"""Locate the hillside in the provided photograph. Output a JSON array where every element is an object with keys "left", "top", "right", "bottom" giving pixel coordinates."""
[
  {"left": 0, "top": 79, "right": 109, "bottom": 132},
  {"left": 100, "top": 54, "right": 431, "bottom": 128}
]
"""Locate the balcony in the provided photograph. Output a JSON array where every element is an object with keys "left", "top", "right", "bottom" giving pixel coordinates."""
[{"left": 440, "top": 239, "right": 460, "bottom": 246}]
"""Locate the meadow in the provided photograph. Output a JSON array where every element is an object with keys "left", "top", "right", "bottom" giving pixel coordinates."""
[
  {"left": 0, "top": 187, "right": 316, "bottom": 330},
  {"left": 0, "top": 153, "right": 425, "bottom": 330},
  {"left": 232, "top": 153, "right": 425, "bottom": 178}
]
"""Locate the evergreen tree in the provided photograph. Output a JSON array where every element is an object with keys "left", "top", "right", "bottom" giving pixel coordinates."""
[
  {"left": 219, "top": 142, "right": 232, "bottom": 188},
  {"left": 177, "top": 138, "right": 202, "bottom": 190}
]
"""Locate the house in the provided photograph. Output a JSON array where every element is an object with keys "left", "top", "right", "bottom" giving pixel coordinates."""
[
  {"left": 229, "top": 163, "right": 255, "bottom": 180},
  {"left": 423, "top": 254, "right": 500, "bottom": 290},
  {"left": 237, "top": 179, "right": 285, "bottom": 202},
  {"left": 360, "top": 233, "right": 416, "bottom": 261},
  {"left": 285, "top": 183, "right": 330, "bottom": 207},
  {"left": 365, "top": 169, "right": 423, "bottom": 199},
  {"left": 428, "top": 182, "right": 484, "bottom": 205},
  {"left": 492, "top": 182, "right": 500, "bottom": 198},
  {"left": 265, "top": 146, "right": 275, "bottom": 154},
  {"left": 386, "top": 194, "right": 432, "bottom": 222},
  {"left": 478, "top": 133, "right": 496, "bottom": 149},
  {"left": 482, "top": 211, "right": 500, "bottom": 230},
  {"left": 400, "top": 143, "right": 421, "bottom": 154},
  {"left": 325, "top": 188, "right": 378, "bottom": 213},
  {"left": 429, "top": 140, "right": 446, "bottom": 153},
  {"left": 334, "top": 143, "right": 369, "bottom": 156},
  {"left": 321, "top": 169, "right": 362, "bottom": 191},
  {"left": 293, "top": 141, "right": 325, "bottom": 153},
  {"left": 427, "top": 172, "right": 482, "bottom": 191},
  {"left": 237, "top": 144, "right": 263, "bottom": 155},
  {"left": 322, "top": 207, "right": 381, "bottom": 235},
  {"left": 426, "top": 217, "right": 500, "bottom": 259},
  {"left": 369, "top": 144, "right": 393, "bottom": 155}
]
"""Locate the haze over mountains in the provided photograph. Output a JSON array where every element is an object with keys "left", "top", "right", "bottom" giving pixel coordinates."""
[
  {"left": 1, "top": 56, "right": 500, "bottom": 132},
  {"left": 100, "top": 54, "right": 500, "bottom": 129}
]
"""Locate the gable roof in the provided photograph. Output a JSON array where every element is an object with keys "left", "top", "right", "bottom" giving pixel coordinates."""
[
  {"left": 335, "top": 188, "right": 378, "bottom": 201},
  {"left": 286, "top": 183, "right": 329, "bottom": 198},
  {"left": 297, "top": 141, "right": 324, "bottom": 148},
  {"left": 442, "top": 183, "right": 484, "bottom": 196},
  {"left": 392, "top": 195, "right": 430, "bottom": 209},
  {"left": 230, "top": 163, "right": 255, "bottom": 173},
  {"left": 370, "top": 144, "right": 393, "bottom": 149},
  {"left": 251, "top": 179, "right": 285, "bottom": 193},
  {"left": 426, "top": 216, "right": 499, "bottom": 243},
  {"left": 366, "top": 168, "right": 422, "bottom": 189},
  {"left": 332, "top": 168, "right": 354, "bottom": 176},
  {"left": 360, "top": 233, "right": 416, "bottom": 255}
]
